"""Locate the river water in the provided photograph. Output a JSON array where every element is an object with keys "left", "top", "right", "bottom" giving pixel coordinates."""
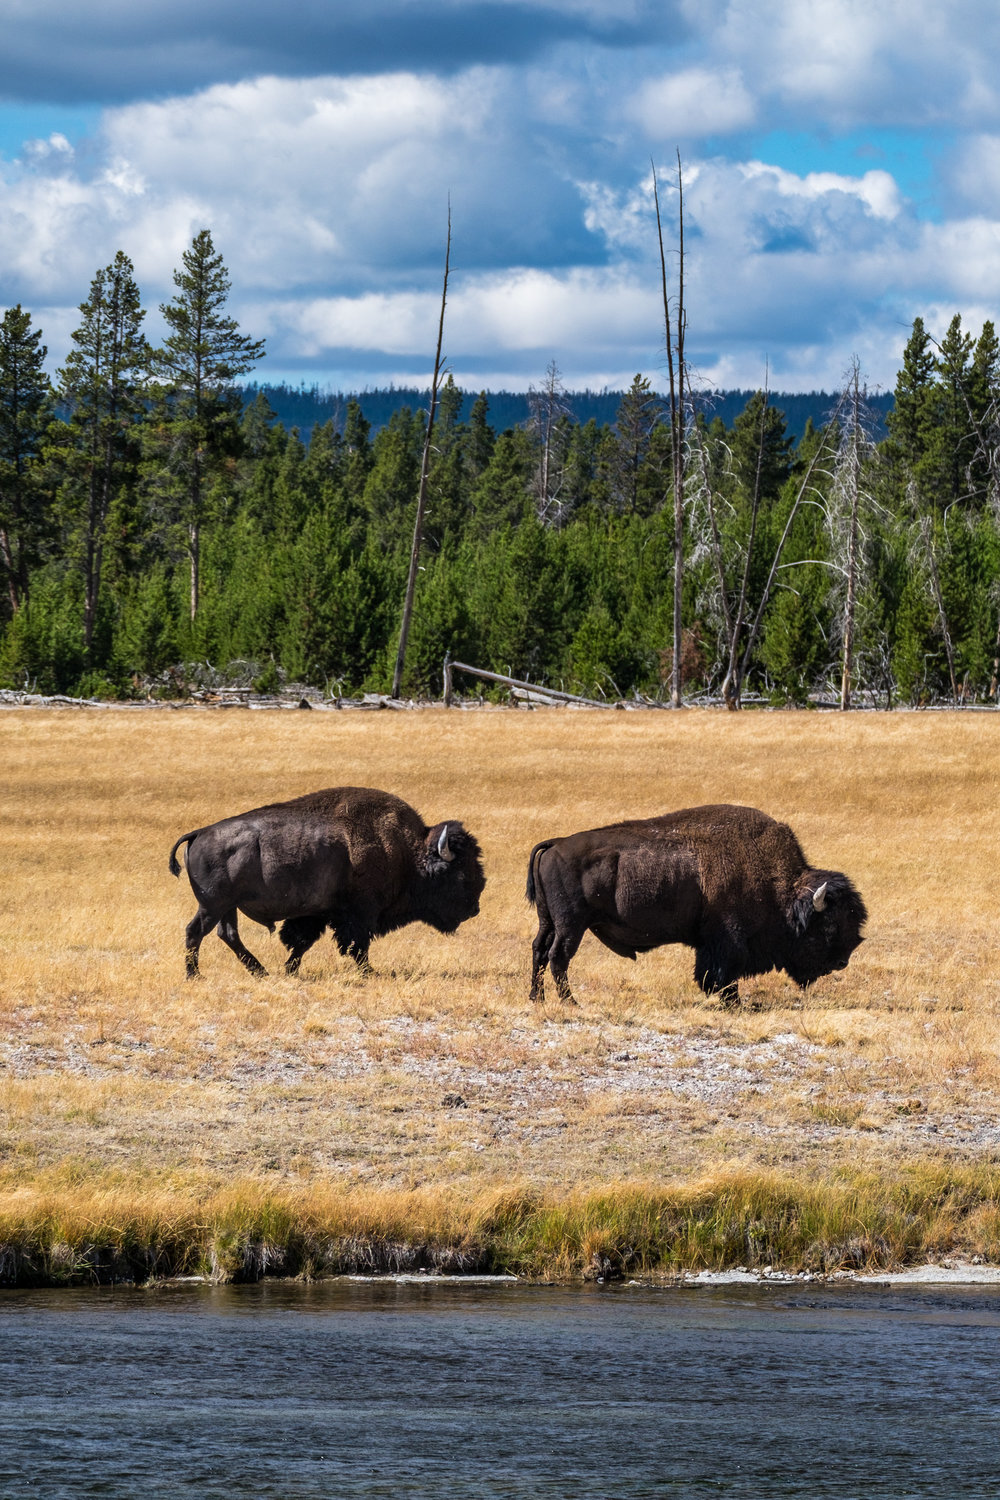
[{"left": 1, "top": 1279, "right": 998, "bottom": 1497}]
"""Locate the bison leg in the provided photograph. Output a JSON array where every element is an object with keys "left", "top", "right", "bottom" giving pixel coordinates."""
[
  {"left": 547, "top": 928, "right": 584, "bottom": 1006},
  {"left": 530, "top": 917, "right": 555, "bottom": 1003},
  {"left": 216, "top": 910, "right": 268, "bottom": 978},
  {"left": 184, "top": 908, "right": 217, "bottom": 980},
  {"left": 346, "top": 940, "right": 372, "bottom": 974},
  {"left": 279, "top": 914, "right": 329, "bottom": 976},
  {"left": 694, "top": 946, "right": 741, "bottom": 1009},
  {"left": 331, "top": 915, "right": 373, "bottom": 975}
]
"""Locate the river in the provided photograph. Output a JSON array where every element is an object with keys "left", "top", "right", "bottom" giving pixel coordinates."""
[{"left": 1, "top": 1279, "right": 998, "bottom": 1497}]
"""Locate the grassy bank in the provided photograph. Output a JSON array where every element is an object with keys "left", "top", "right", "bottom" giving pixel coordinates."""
[{"left": 3, "top": 1165, "right": 1000, "bottom": 1287}]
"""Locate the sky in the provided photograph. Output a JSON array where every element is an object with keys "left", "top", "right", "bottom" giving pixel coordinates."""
[{"left": 0, "top": 0, "right": 998, "bottom": 396}]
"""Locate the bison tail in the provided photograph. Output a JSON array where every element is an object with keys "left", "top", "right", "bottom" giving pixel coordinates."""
[
  {"left": 525, "top": 841, "right": 556, "bottom": 906},
  {"left": 168, "top": 831, "right": 199, "bottom": 877}
]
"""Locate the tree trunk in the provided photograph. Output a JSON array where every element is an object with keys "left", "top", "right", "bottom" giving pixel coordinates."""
[
  {"left": 0, "top": 524, "right": 20, "bottom": 614},
  {"left": 189, "top": 521, "right": 200, "bottom": 625},
  {"left": 988, "top": 609, "right": 1000, "bottom": 699},
  {"left": 83, "top": 469, "right": 99, "bottom": 653},
  {"left": 922, "top": 520, "right": 958, "bottom": 701},
  {"left": 720, "top": 388, "right": 770, "bottom": 711},
  {"left": 671, "top": 156, "right": 686, "bottom": 710},
  {"left": 653, "top": 153, "right": 686, "bottom": 709},
  {"left": 840, "top": 368, "right": 862, "bottom": 711},
  {"left": 391, "top": 211, "right": 451, "bottom": 699}
]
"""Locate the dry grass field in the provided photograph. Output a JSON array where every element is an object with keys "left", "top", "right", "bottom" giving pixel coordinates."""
[{"left": 2, "top": 703, "right": 1000, "bottom": 1280}]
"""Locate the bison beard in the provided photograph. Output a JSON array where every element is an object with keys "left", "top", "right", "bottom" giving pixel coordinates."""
[
  {"left": 526, "top": 804, "right": 866, "bottom": 1008},
  {"left": 169, "top": 786, "right": 485, "bottom": 980}
]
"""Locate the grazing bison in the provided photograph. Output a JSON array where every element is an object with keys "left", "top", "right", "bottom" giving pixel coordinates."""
[
  {"left": 169, "top": 786, "right": 485, "bottom": 979},
  {"left": 526, "top": 803, "right": 866, "bottom": 1008}
]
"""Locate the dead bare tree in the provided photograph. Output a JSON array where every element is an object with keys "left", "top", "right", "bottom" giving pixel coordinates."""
[
  {"left": 391, "top": 209, "right": 451, "bottom": 700},
  {"left": 689, "top": 390, "right": 846, "bottom": 709},
  {"left": 828, "top": 359, "right": 882, "bottom": 709},
  {"left": 653, "top": 153, "right": 686, "bottom": 708},
  {"left": 720, "top": 378, "right": 771, "bottom": 710},
  {"left": 908, "top": 507, "right": 960, "bottom": 703},
  {"left": 527, "top": 360, "right": 571, "bottom": 525}
]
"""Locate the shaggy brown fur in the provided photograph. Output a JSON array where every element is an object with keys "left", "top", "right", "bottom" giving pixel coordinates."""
[
  {"left": 171, "top": 786, "right": 485, "bottom": 979},
  {"left": 526, "top": 804, "right": 866, "bottom": 1007}
]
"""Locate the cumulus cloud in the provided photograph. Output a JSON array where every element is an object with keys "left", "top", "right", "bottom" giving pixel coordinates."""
[
  {"left": 0, "top": 67, "right": 607, "bottom": 311},
  {"left": 631, "top": 66, "right": 755, "bottom": 140},
  {"left": 3, "top": 8, "right": 1000, "bottom": 394},
  {"left": 716, "top": 0, "right": 1000, "bottom": 130}
]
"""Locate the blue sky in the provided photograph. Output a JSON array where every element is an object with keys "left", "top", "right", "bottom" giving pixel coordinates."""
[{"left": 0, "top": 0, "right": 998, "bottom": 394}]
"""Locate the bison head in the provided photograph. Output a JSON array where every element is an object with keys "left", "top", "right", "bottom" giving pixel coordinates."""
[
  {"left": 416, "top": 821, "right": 486, "bottom": 932},
  {"left": 784, "top": 869, "right": 867, "bottom": 987}
]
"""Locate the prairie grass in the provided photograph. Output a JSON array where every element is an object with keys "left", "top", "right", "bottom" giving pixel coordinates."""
[{"left": 2, "top": 705, "right": 1000, "bottom": 1280}]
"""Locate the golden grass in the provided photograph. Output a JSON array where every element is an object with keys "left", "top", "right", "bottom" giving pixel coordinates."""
[
  {"left": 2, "top": 704, "right": 1000, "bottom": 1280},
  {"left": 4, "top": 1164, "right": 1000, "bottom": 1285}
]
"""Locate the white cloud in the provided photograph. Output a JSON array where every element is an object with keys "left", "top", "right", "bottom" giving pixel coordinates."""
[
  {"left": 4, "top": 43, "right": 1000, "bottom": 394},
  {"left": 739, "top": 161, "right": 901, "bottom": 220},
  {"left": 716, "top": 0, "right": 1000, "bottom": 130},
  {"left": 22, "top": 131, "right": 74, "bottom": 165},
  {"left": 631, "top": 66, "right": 755, "bottom": 139}
]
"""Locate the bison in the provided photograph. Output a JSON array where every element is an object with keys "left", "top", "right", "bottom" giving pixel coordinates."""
[
  {"left": 526, "top": 803, "right": 866, "bottom": 1008},
  {"left": 169, "top": 786, "right": 485, "bottom": 980}
]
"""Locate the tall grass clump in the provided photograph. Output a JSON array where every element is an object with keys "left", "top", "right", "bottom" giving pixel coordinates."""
[{"left": 4, "top": 1167, "right": 1000, "bottom": 1286}]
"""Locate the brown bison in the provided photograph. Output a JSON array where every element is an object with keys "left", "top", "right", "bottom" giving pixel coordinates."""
[
  {"left": 526, "top": 803, "right": 866, "bottom": 1008},
  {"left": 169, "top": 786, "right": 485, "bottom": 979}
]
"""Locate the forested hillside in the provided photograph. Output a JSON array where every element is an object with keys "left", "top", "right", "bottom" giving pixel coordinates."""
[
  {"left": 243, "top": 383, "right": 893, "bottom": 445},
  {"left": 0, "top": 234, "right": 996, "bottom": 705}
]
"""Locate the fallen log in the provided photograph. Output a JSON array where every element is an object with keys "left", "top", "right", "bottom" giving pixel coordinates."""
[{"left": 444, "top": 658, "right": 619, "bottom": 708}]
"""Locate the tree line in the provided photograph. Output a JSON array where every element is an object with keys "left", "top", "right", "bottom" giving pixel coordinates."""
[{"left": 1, "top": 235, "right": 999, "bottom": 706}]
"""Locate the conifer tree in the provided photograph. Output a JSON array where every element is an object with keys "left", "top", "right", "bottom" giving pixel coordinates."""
[
  {"left": 463, "top": 392, "right": 495, "bottom": 479},
  {"left": 610, "top": 374, "right": 663, "bottom": 514},
  {"left": 0, "top": 305, "right": 50, "bottom": 614},
  {"left": 151, "top": 229, "right": 265, "bottom": 619},
  {"left": 341, "top": 400, "right": 373, "bottom": 502},
  {"left": 886, "top": 317, "right": 936, "bottom": 483},
  {"left": 51, "top": 251, "right": 148, "bottom": 652}
]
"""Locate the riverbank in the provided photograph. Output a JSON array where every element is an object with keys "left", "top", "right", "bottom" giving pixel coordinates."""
[
  {"left": 2, "top": 708, "right": 999, "bottom": 1285},
  {"left": 4, "top": 1164, "right": 1000, "bottom": 1287}
]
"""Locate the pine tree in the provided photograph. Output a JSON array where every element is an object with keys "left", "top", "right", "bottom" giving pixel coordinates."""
[
  {"left": 609, "top": 374, "right": 663, "bottom": 514},
  {"left": 51, "top": 251, "right": 148, "bottom": 653},
  {"left": 0, "top": 305, "right": 50, "bottom": 614},
  {"left": 341, "top": 400, "right": 373, "bottom": 502},
  {"left": 151, "top": 229, "right": 265, "bottom": 619},
  {"left": 885, "top": 317, "right": 937, "bottom": 486},
  {"left": 929, "top": 314, "right": 975, "bottom": 508},
  {"left": 463, "top": 392, "right": 495, "bottom": 479}
]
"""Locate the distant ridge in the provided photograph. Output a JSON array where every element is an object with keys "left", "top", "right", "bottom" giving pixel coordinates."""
[{"left": 242, "top": 382, "right": 894, "bottom": 443}]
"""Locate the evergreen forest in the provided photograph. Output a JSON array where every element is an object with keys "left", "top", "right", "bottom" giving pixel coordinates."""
[{"left": 2, "top": 232, "right": 999, "bottom": 707}]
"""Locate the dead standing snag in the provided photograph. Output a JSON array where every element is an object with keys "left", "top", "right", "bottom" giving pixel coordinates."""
[
  {"left": 526, "top": 804, "right": 866, "bottom": 1008},
  {"left": 169, "top": 786, "right": 485, "bottom": 979}
]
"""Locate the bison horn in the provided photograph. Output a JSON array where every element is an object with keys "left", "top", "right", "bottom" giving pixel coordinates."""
[
  {"left": 437, "top": 824, "right": 455, "bottom": 862},
  {"left": 812, "top": 882, "right": 828, "bottom": 912}
]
